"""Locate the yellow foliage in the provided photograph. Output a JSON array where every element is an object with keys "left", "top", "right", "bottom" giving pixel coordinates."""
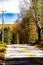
[
  {"left": 0, "top": 60, "right": 3, "bottom": 64},
  {"left": 0, "top": 53, "right": 5, "bottom": 58},
  {"left": 29, "top": 22, "right": 38, "bottom": 43}
]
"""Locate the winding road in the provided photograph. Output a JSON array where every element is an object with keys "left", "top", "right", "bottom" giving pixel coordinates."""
[{"left": 3, "top": 44, "right": 43, "bottom": 65}]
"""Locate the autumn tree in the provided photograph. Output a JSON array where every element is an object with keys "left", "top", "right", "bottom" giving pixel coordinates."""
[
  {"left": 19, "top": 0, "right": 38, "bottom": 44},
  {"left": 12, "top": 24, "right": 21, "bottom": 44},
  {"left": 20, "top": 9, "right": 38, "bottom": 44},
  {"left": 32, "top": 0, "right": 43, "bottom": 45}
]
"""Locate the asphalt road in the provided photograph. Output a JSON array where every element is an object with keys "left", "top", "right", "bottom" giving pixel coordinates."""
[{"left": 3, "top": 44, "right": 43, "bottom": 65}]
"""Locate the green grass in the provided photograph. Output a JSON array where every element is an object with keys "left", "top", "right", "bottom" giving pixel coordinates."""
[
  {"left": 0, "top": 47, "right": 5, "bottom": 52},
  {"left": 0, "top": 41, "right": 7, "bottom": 46},
  {"left": 0, "top": 42, "right": 7, "bottom": 60},
  {"left": 0, "top": 43, "right": 7, "bottom": 52}
]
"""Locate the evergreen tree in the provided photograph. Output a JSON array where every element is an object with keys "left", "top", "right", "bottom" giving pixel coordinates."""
[{"left": 4, "top": 27, "right": 12, "bottom": 44}]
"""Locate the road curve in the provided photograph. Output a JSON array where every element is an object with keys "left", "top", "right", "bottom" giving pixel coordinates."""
[{"left": 3, "top": 44, "right": 43, "bottom": 65}]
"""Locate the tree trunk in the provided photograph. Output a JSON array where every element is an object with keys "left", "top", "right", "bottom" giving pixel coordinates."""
[{"left": 40, "top": 27, "right": 43, "bottom": 46}]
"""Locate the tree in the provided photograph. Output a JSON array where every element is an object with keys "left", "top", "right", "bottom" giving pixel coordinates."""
[
  {"left": 12, "top": 24, "right": 20, "bottom": 44},
  {"left": 19, "top": 0, "right": 31, "bottom": 18},
  {"left": 19, "top": 0, "right": 38, "bottom": 44},
  {"left": 32, "top": 0, "right": 42, "bottom": 45},
  {"left": 20, "top": 9, "right": 38, "bottom": 44},
  {"left": 0, "top": 30, "right": 2, "bottom": 41},
  {"left": 4, "top": 27, "right": 12, "bottom": 44}
]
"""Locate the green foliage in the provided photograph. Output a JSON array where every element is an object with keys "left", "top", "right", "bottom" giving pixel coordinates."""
[
  {"left": 4, "top": 27, "right": 12, "bottom": 44},
  {"left": 0, "top": 42, "right": 7, "bottom": 53},
  {"left": 0, "top": 27, "right": 12, "bottom": 44},
  {"left": 0, "top": 43, "right": 7, "bottom": 47},
  {"left": 32, "top": 0, "right": 42, "bottom": 27},
  {"left": 0, "top": 41, "right": 4, "bottom": 44},
  {"left": 12, "top": 32, "right": 20, "bottom": 44},
  {"left": 32, "top": 0, "right": 42, "bottom": 45},
  {"left": 0, "top": 42, "right": 7, "bottom": 60},
  {"left": 0, "top": 47, "right": 5, "bottom": 52},
  {"left": 12, "top": 33, "right": 17, "bottom": 44}
]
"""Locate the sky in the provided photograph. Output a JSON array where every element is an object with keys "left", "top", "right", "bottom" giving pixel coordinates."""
[{"left": 0, "top": 0, "right": 20, "bottom": 24}]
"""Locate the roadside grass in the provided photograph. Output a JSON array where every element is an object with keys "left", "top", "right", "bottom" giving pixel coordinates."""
[
  {"left": 35, "top": 44, "right": 43, "bottom": 50},
  {"left": 0, "top": 43, "right": 7, "bottom": 65},
  {"left": 29, "top": 42, "right": 43, "bottom": 50}
]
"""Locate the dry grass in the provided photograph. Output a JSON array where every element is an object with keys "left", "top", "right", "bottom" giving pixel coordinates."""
[
  {"left": 0, "top": 24, "right": 19, "bottom": 31},
  {"left": 35, "top": 44, "right": 43, "bottom": 50},
  {"left": 0, "top": 60, "right": 3, "bottom": 65},
  {"left": 0, "top": 44, "right": 7, "bottom": 65}
]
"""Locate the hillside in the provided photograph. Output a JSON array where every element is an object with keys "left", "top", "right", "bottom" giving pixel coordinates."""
[{"left": 0, "top": 24, "right": 19, "bottom": 31}]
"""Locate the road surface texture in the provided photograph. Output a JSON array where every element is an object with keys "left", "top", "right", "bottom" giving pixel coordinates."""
[{"left": 3, "top": 44, "right": 43, "bottom": 65}]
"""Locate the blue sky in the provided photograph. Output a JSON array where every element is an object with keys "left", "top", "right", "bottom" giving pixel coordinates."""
[
  {"left": 0, "top": 13, "right": 19, "bottom": 24},
  {"left": 0, "top": 0, "right": 20, "bottom": 24}
]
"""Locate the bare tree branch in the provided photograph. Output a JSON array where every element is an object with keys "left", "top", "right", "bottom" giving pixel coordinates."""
[{"left": 19, "top": 0, "right": 31, "bottom": 18}]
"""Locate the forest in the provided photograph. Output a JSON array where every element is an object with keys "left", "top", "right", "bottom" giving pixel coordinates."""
[{"left": 0, "top": 0, "right": 43, "bottom": 49}]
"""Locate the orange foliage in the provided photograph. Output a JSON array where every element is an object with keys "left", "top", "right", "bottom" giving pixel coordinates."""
[{"left": 0, "top": 24, "right": 19, "bottom": 32}]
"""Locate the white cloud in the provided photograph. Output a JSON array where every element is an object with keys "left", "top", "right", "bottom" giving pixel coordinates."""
[{"left": 0, "top": 0, "right": 20, "bottom": 13}]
